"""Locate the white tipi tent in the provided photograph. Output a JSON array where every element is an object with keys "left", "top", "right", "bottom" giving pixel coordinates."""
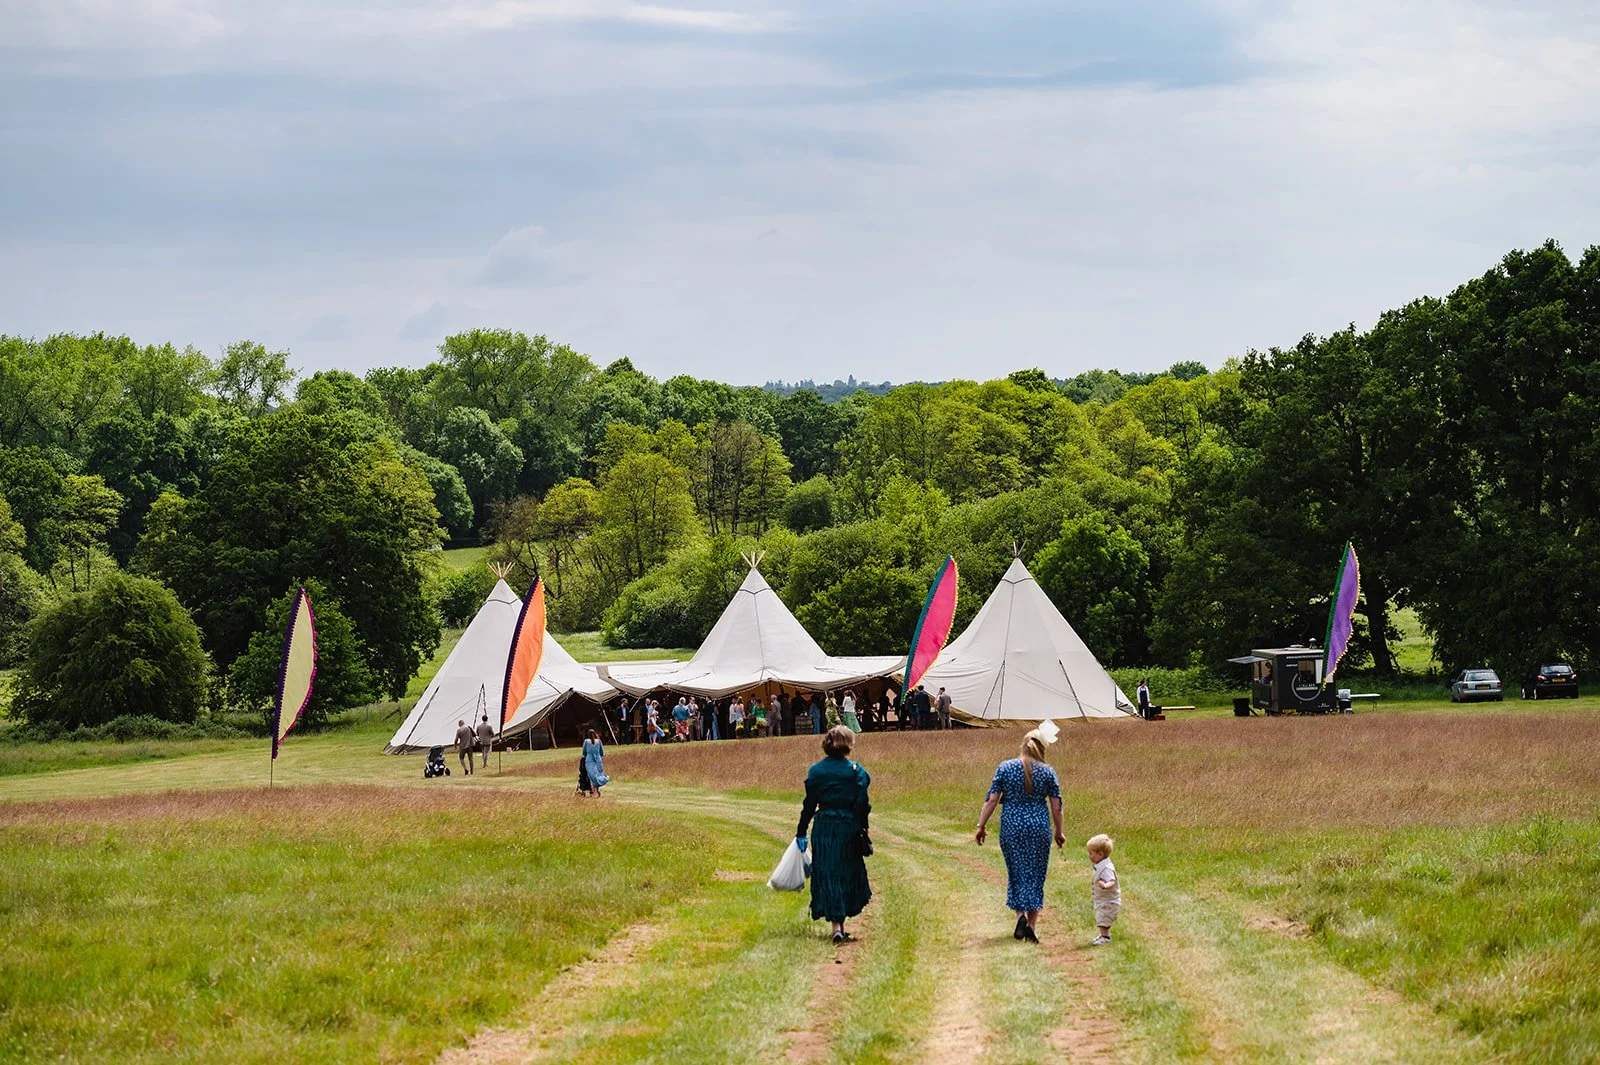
[
  {"left": 603, "top": 562, "right": 901, "bottom": 698},
  {"left": 918, "top": 557, "right": 1136, "bottom": 722},
  {"left": 385, "top": 577, "right": 619, "bottom": 752},
  {"left": 385, "top": 578, "right": 521, "bottom": 753}
]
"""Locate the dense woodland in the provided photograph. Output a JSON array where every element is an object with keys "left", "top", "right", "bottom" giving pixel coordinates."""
[{"left": 1, "top": 241, "right": 1597, "bottom": 731}]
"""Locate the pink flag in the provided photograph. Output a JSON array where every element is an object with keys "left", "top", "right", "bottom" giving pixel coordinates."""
[{"left": 904, "top": 556, "right": 959, "bottom": 691}]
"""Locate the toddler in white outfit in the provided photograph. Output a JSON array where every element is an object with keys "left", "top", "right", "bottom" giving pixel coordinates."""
[{"left": 1088, "top": 833, "right": 1119, "bottom": 945}]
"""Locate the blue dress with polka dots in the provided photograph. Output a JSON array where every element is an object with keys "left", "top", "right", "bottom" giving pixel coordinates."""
[{"left": 989, "top": 758, "right": 1061, "bottom": 912}]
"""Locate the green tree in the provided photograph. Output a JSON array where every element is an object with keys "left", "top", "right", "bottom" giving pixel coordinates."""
[
  {"left": 121, "top": 342, "right": 214, "bottom": 420},
  {"left": 1033, "top": 512, "right": 1150, "bottom": 664},
  {"left": 294, "top": 370, "right": 389, "bottom": 422},
  {"left": 431, "top": 406, "right": 524, "bottom": 515},
  {"left": 602, "top": 536, "right": 750, "bottom": 648},
  {"left": 0, "top": 447, "right": 66, "bottom": 572},
  {"left": 795, "top": 559, "right": 922, "bottom": 656},
  {"left": 53, "top": 474, "right": 124, "bottom": 592},
  {"left": 400, "top": 445, "right": 475, "bottom": 539},
  {"left": 596, "top": 451, "right": 700, "bottom": 581},
  {"left": 137, "top": 408, "right": 442, "bottom": 697},
  {"left": 0, "top": 496, "right": 42, "bottom": 666},
  {"left": 1412, "top": 242, "right": 1600, "bottom": 674},
  {"left": 214, "top": 340, "right": 295, "bottom": 417},
  {"left": 13, "top": 572, "right": 208, "bottom": 730},
  {"left": 84, "top": 412, "right": 199, "bottom": 559},
  {"left": 784, "top": 475, "right": 836, "bottom": 533},
  {"left": 773, "top": 389, "right": 848, "bottom": 481},
  {"left": 437, "top": 566, "right": 497, "bottom": 628},
  {"left": 228, "top": 580, "right": 371, "bottom": 728},
  {"left": 691, "top": 420, "right": 792, "bottom": 536}
]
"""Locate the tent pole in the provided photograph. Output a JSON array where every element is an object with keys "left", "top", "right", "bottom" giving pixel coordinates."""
[{"left": 547, "top": 716, "right": 558, "bottom": 750}]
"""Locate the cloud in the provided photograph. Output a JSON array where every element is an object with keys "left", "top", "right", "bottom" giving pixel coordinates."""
[
  {"left": 400, "top": 301, "right": 477, "bottom": 341},
  {"left": 0, "top": 1, "right": 1597, "bottom": 383},
  {"left": 475, "top": 225, "right": 585, "bottom": 287}
]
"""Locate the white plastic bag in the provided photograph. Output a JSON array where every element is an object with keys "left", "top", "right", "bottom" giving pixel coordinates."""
[{"left": 767, "top": 839, "right": 812, "bottom": 891}]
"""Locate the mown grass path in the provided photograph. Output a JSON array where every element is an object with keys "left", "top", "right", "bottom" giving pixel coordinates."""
[{"left": 423, "top": 775, "right": 1492, "bottom": 1065}]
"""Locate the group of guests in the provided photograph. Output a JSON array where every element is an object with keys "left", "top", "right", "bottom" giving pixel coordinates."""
[
  {"left": 795, "top": 725, "right": 1120, "bottom": 947},
  {"left": 615, "top": 683, "right": 961, "bottom": 745}
]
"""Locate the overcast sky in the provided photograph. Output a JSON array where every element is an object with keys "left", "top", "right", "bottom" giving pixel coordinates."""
[{"left": 3, "top": 1, "right": 1598, "bottom": 384}]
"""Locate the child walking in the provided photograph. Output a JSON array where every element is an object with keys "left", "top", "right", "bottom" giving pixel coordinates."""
[{"left": 1088, "top": 834, "right": 1119, "bottom": 945}]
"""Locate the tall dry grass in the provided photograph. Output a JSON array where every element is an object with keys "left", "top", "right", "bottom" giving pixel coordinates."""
[{"left": 524, "top": 711, "right": 1600, "bottom": 830}]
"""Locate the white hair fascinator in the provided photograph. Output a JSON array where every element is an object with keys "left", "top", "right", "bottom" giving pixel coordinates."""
[{"left": 1036, "top": 718, "right": 1060, "bottom": 745}]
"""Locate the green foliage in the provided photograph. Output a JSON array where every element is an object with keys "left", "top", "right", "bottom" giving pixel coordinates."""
[
  {"left": 50, "top": 473, "right": 123, "bottom": 592},
  {"left": 437, "top": 565, "right": 496, "bottom": 627},
  {"left": 400, "top": 445, "right": 475, "bottom": 538},
  {"left": 227, "top": 581, "right": 371, "bottom": 729},
  {"left": 0, "top": 497, "right": 42, "bottom": 667},
  {"left": 213, "top": 340, "right": 294, "bottom": 417},
  {"left": 602, "top": 536, "right": 751, "bottom": 648},
  {"left": 773, "top": 389, "right": 851, "bottom": 481},
  {"left": 294, "top": 369, "right": 389, "bottom": 422},
  {"left": 13, "top": 572, "right": 208, "bottom": 729},
  {"left": 784, "top": 474, "right": 835, "bottom": 533},
  {"left": 794, "top": 558, "right": 923, "bottom": 656},
  {"left": 430, "top": 406, "right": 524, "bottom": 513},
  {"left": 0, "top": 446, "right": 66, "bottom": 573},
  {"left": 1033, "top": 512, "right": 1151, "bottom": 664},
  {"left": 597, "top": 450, "right": 701, "bottom": 581},
  {"left": 136, "top": 408, "right": 442, "bottom": 699}
]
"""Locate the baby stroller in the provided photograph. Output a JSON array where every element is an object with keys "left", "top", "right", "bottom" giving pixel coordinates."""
[{"left": 424, "top": 745, "right": 450, "bottom": 778}]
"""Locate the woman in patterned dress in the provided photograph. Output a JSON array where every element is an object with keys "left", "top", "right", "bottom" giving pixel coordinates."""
[{"left": 973, "top": 730, "right": 1064, "bottom": 942}]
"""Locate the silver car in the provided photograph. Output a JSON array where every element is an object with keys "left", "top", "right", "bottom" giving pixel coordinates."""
[{"left": 1449, "top": 668, "right": 1503, "bottom": 702}]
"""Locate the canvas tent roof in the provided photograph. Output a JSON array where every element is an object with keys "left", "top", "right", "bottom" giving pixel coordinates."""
[
  {"left": 917, "top": 558, "right": 1136, "bottom": 722},
  {"left": 603, "top": 567, "right": 901, "bottom": 699},
  {"left": 385, "top": 579, "right": 617, "bottom": 752}
]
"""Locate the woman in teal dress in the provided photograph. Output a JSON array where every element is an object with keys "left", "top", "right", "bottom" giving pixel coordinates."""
[{"left": 796, "top": 726, "right": 873, "bottom": 943}]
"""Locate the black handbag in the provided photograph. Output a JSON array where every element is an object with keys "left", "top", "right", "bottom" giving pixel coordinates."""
[
  {"left": 851, "top": 761, "right": 873, "bottom": 856},
  {"left": 854, "top": 828, "right": 874, "bottom": 857}
]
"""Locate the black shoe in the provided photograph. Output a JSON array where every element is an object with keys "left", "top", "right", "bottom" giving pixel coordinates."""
[
  {"left": 1014, "top": 914, "right": 1029, "bottom": 940},
  {"left": 832, "top": 931, "right": 846, "bottom": 945},
  {"left": 1022, "top": 925, "right": 1039, "bottom": 944}
]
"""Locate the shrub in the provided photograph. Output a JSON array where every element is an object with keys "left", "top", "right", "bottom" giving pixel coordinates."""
[
  {"left": 13, "top": 572, "right": 209, "bottom": 730},
  {"left": 795, "top": 559, "right": 923, "bottom": 656},
  {"left": 603, "top": 537, "right": 751, "bottom": 648},
  {"left": 437, "top": 566, "right": 496, "bottom": 627}
]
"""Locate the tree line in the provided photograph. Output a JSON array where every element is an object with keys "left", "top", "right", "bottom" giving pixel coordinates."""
[{"left": 1, "top": 240, "right": 1596, "bottom": 732}]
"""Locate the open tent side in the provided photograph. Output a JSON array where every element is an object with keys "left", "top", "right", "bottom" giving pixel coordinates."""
[{"left": 919, "top": 557, "right": 1136, "bottom": 723}]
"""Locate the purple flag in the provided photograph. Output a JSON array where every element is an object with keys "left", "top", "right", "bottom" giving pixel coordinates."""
[{"left": 1323, "top": 543, "right": 1360, "bottom": 684}]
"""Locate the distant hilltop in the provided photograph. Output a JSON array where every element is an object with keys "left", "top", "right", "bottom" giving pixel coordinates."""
[
  {"left": 762, "top": 377, "right": 897, "bottom": 402},
  {"left": 764, "top": 361, "right": 1210, "bottom": 404}
]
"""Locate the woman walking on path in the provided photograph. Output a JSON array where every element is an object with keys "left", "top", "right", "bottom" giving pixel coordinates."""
[
  {"left": 580, "top": 729, "right": 609, "bottom": 796},
  {"left": 974, "top": 729, "right": 1064, "bottom": 943},
  {"left": 796, "top": 725, "right": 873, "bottom": 944}
]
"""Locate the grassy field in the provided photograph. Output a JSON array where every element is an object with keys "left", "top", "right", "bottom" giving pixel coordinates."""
[{"left": 3, "top": 701, "right": 1600, "bottom": 1063}]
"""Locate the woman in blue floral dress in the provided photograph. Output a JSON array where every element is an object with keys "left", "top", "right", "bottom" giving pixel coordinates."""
[{"left": 974, "top": 730, "right": 1064, "bottom": 942}]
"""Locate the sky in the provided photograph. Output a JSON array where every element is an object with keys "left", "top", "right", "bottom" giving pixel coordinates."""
[{"left": 3, "top": 1, "right": 1598, "bottom": 385}]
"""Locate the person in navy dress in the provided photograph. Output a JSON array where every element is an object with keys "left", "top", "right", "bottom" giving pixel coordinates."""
[{"left": 974, "top": 729, "right": 1065, "bottom": 942}]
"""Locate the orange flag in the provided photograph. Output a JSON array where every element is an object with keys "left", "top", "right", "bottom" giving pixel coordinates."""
[{"left": 500, "top": 578, "right": 546, "bottom": 728}]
